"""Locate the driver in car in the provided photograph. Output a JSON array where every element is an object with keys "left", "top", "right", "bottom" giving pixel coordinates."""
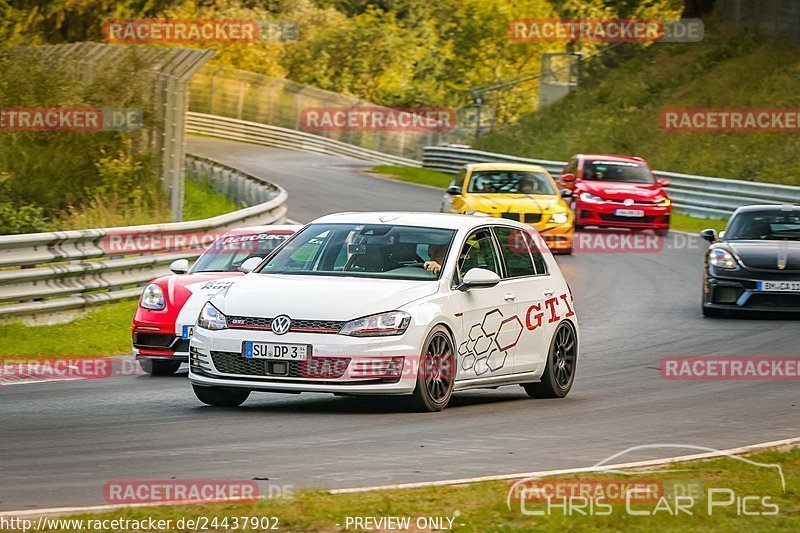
[{"left": 424, "top": 244, "right": 447, "bottom": 274}]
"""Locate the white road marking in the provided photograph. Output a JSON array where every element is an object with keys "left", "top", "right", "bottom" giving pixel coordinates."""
[{"left": 1, "top": 436, "right": 797, "bottom": 518}]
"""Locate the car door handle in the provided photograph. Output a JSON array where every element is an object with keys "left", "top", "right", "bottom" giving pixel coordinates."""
[
  {"left": 543, "top": 288, "right": 554, "bottom": 297},
  {"left": 504, "top": 293, "right": 516, "bottom": 302}
]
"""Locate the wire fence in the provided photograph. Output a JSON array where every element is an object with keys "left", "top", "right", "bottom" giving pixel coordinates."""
[
  {"left": 30, "top": 43, "right": 214, "bottom": 221},
  {"left": 716, "top": 0, "right": 800, "bottom": 43},
  {"left": 187, "top": 66, "right": 472, "bottom": 161}
]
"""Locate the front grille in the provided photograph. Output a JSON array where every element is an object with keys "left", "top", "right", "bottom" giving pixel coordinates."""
[
  {"left": 209, "top": 351, "right": 350, "bottom": 378},
  {"left": 745, "top": 293, "right": 800, "bottom": 309},
  {"left": 211, "top": 350, "right": 302, "bottom": 377},
  {"left": 133, "top": 333, "right": 174, "bottom": 348},
  {"left": 598, "top": 214, "right": 656, "bottom": 223},
  {"left": 499, "top": 213, "right": 543, "bottom": 224},
  {"left": 227, "top": 316, "right": 346, "bottom": 333},
  {"left": 291, "top": 319, "right": 346, "bottom": 332}
]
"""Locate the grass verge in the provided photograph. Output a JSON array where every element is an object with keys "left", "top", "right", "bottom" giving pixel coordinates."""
[
  {"left": 0, "top": 300, "right": 136, "bottom": 359},
  {"left": 371, "top": 165, "right": 729, "bottom": 235},
  {"left": 9, "top": 446, "right": 797, "bottom": 532},
  {"left": 370, "top": 165, "right": 453, "bottom": 189},
  {"left": 182, "top": 177, "right": 241, "bottom": 221}
]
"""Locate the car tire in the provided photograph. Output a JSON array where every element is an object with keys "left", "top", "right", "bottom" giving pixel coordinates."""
[
  {"left": 523, "top": 321, "right": 577, "bottom": 399},
  {"left": 655, "top": 228, "right": 669, "bottom": 237},
  {"left": 193, "top": 385, "right": 250, "bottom": 407},
  {"left": 410, "top": 325, "right": 455, "bottom": 412},
  {"left": 139, "top": 359, "right": 181, "bottom": 376}
]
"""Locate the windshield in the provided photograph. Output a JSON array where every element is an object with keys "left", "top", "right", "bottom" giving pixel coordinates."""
[
  {"left": 191, "top": 232, "right": 293, "bottom": 273},
  {"left": 467, "top": 170, "right": 556, "bottom": 195},
  {"left": 583, "top": 160, "right": 655, "bottom": 184},
  {"left": 260, "top": 223, "right": 456, "bottom": 280},
  {"left": 725, "top": 211, "right": 800, "bottom": 241}
]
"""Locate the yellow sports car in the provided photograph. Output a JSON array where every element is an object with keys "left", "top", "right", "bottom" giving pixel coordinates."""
[{"left": 440, "top": 162, "right": 575, "bottom": 254}]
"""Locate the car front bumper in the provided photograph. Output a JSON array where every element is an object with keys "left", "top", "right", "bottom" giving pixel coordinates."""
[
  {"left": 576, "top": 201, "right": 670, "bottom": 230},
  {"left": 703, "top": 269, "right": 800, "bottom": 312},
  {"left": 188, "top": 325, "right": 429, "bottom": 395},
  {"left": 132, "top": 317, "right": 191, "bottom": 363}
]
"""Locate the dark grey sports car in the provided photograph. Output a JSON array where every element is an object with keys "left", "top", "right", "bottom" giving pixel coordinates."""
[{"left": 701, "top": 205, "right": 800, "bottom": 316}]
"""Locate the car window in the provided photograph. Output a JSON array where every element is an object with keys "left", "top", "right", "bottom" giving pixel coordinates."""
[
  {"left": 725, "top": 211, "right": 800, "bottom": 241},
  {"left": 191, "top": 232, "right": 292, "bottom": 273},
  {"left": 261, "top": 223, "right": 456, "bottom": 280},
  {"left": 527, "top": 233, "right": 549, "bottom": 275},
  {"left": 563, "top": 158, "right": 578, "bottom": 175},
  {"left": 449, "top": 168, "right": 467, "bottom": 190},
  {"left": 466, "top": 170, "right": 556, "bottom": 195},
  {"left": 458, "top": 228, "right": 501, "bottom": 278},
  {"left": 493, "top": 227, "right": 537, "bottom": 278},
  {"left": 583, "top": 160, "right": 655, "bottom": 184}
]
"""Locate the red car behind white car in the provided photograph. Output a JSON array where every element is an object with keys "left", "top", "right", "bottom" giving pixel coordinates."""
[
  {"left": 131, "top": 225, "right": 300, "bottom": 375},
  {"left": 557, "top": 154, "right": 672, "bottom": 235}
]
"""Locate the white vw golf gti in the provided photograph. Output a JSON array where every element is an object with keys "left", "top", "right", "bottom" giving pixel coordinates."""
[{"left": 189, "top": 212, "right": 578, "bottom": 411}]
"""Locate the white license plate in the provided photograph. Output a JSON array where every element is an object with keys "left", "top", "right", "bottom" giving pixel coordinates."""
[
  {"left": 243, "top": 342, "right": 309, "bottom": 360},
  {"left": 756, "top": 281, "right": 800, "bottom": 292},
  {"left": 181, "top": 325, "right": 194, "bottom": 339},
  {"left": 614, "top": 209, "right": 645, "bottom": 217}
]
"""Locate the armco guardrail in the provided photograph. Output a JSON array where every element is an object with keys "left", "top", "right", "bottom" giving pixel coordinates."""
[
  {"left": 187, "top": 112, "right": 422, "bottom": 168},
  {"left": 0, "top": 155, "right": 287, "bottom": 320},
  {"left": 423, "top": 146, "right": 800, "bottom": 219}
]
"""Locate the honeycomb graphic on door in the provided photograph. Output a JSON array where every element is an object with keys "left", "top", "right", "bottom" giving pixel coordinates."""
[{"left": 458, "top": 308, "right": 524, "bottom": 376}]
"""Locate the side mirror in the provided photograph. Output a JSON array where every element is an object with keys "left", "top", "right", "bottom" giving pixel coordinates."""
[
  {"left": 446, "top": 185, "right": 462, "bottom": 196},
  {"left": 169, "top": 258, "right": 189, "bottom": 275},
  {"left": 561, "top": 173, "right": 575, "bottom": 183},
  {"left": 239, "top": 257, "right": 263, "bottom": 273},
  {"left": 560, "top": 189, "right": 573, "bottom": 198},
  {"left": 700, "top": 229, "right": 717, "bottom": 243},
  {"left": 457, "top": 267, "right": 501, "bottom": 290},
  {"left": 658, "top": 178, "right": 671, "bottom": 187}
]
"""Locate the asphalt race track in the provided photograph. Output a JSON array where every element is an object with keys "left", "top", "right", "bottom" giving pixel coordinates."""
[{"left": 1, "top": 137, "right": 797, "bottom": 511}]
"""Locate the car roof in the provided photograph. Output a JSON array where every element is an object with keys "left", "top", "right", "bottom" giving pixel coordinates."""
[
  {"left": 732, "top": 204, "right": 800, "bottom": 215},
  {"left": 309, "top": 212, "right": 533, "bottom": 231},
  {"left": 220, "top": 224, "right": 302, "bottom": 238},
  {"left": 464, "top": 162, "right": 550, "bottom": 173},
  {"left": 579, "top": 154, "right": 647, "bottom": 164}
]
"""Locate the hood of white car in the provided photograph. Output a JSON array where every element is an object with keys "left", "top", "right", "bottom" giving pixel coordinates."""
[{"left": 215, "top": 273, "right": 440, "bottom": 320}]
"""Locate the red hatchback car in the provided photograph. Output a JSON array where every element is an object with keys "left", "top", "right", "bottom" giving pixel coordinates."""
[
  {"left": 557, "top": 154, "right": 672, "bottom": 235},
  {"left": 132, "top": 225, "right": 300, "bottom": 375}
]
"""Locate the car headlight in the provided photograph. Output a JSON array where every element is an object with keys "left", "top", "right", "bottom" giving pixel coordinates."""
[
  {"left": 140, "top": 284, "right": 165, "bottom": 310},
  {"left": 197, "top": 302, "right": 228, "bottom": 330},
  {"left": 339, "top": 311, "right": 411, "bottom": 337},
  {"left": 579, "top": 192, "right": 605, "bottom": 204},
  {"left": 657, "top": 198, "right": 671, "bottom": 207},
  {"left": 464, "top": 210, "right": 491, "bottom": 217},
  {"left": 708, "top": 249, "right": 739, "bottom": 270},
  {"left": 551, "top": 212, "right": 569, "bottom": 224}
]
